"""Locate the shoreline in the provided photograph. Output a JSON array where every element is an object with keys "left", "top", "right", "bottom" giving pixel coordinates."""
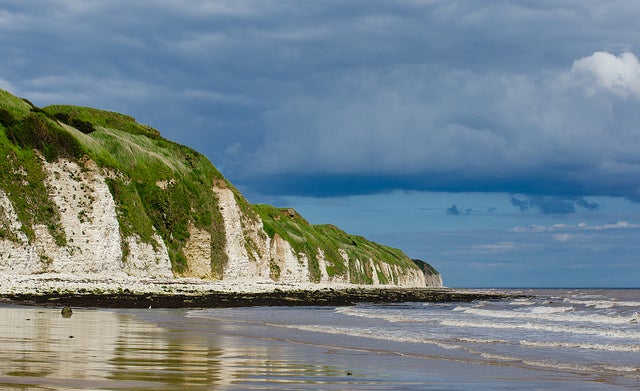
[{"left": 0, "top": 274, "right": 518, "bottom": 308}]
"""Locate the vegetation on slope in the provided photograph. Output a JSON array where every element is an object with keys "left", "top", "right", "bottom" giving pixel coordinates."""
[
  {"left": 0, "top": 89, "right": 232, "bottom": 274},
  {"left": 41, "top": 104, "right": 231, "bottom": 275},
  {"left": 254, "top": 204, "right": 421, "bottom": 284},
  {"left": 412, "top": 259, "right": 441, "bottom": 277},
  {"left": 0, "top": 94, "right": 69, "bottom": 246}
]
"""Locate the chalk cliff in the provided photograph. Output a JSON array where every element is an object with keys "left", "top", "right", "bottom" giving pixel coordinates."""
[{"left": 0, "top": 88, "right": 441, "bottom": 287}]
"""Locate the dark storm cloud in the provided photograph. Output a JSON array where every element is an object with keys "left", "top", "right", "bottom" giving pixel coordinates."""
[
  {"left": 2, "top": 1, "right": 640, "bottom": 199},
  {"left": 511, "top": 196, "right": 577, "bottom": 215},
  {"left": 446, "top": 205, "right": 461, "bottom": 216},
  {"left": 575, "top": 198, "right": 601, "bottom": 211},
  {"left": 446, "top": 205, "right": 473, "bottom": 216},
  {"left": 510, "top": 196, "right": 601, "bottom": 215}
]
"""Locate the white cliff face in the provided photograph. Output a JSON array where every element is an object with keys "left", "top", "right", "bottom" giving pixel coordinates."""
[
  {"left": 124, "top": 233, "right": 173, "bottom": 278},
  {"left": 0, "top": 190, "right": 40, "bottom": 274},
  {"left": 0, "top": 157, "right": 175, "bottom": 278},
  {"left": 182, "top": 223, "right": 212, "bottom": 278},
  {"left": 315, "top": 248, "right": 349, "bottom": 284},
  {"left": 391, "top": 264, "right": 427, "bottom": 287},
  {"left": 369, "top": 259, "right": 380, "bottom": 285},
  {"left": 0, "top": 190, "right": 24, "bottom": 237},
  {"left": 238, "top": 209, "right": 270, "bottom": 278},
  {"left": 424, "top": 272, "right": 443, "bottom": 287},
  {"left": 212, "top": 186, "right": 270, "bottom": 280},
  {"left": 40, "top": 158, "right": 125, "bottom": 275},
  {"left": 1, "top": 157, "right": 126, "bottom": 276},
  {"left": 331, "top": 249, "right": 432, "bottom": 287},
  {"left": 338, "top": 249, "right": 351, "bottom": 282},
  {"left": 0, "top": 156, "right": 439, "bottom": 287},
  {"left": 316, "top": 248, "right": 331, "bottom": 283},
  {"left": 269, "top": 234, "right": 309, "bottom": 283}
]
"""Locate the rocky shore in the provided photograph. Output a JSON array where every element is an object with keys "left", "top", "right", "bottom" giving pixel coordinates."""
[{"left": 0, "top": 274, "right": 518, "bottom": 308}]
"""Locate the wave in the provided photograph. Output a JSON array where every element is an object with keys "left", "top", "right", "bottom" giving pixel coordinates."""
[
  {"left": 260, "top": 323, "right": 476, "bottom": 353},
  {"left": 517, "top": 339, "right": 640, "bottom": 352},
  {"left": 508, "top": 299, "right": 537, "bottom": 306},
  {"left": 462, "top": 307, "right": 638, "bottom": 325},
  {"left": 564, "top": 298, "right": 640, "bottom": 309},
  {"left": 529, "top": 305, "right": 574, "bottom": 314},
  {"left": 478, "top": 352, "right": 639, "bottom": 376},
  {"left": 439, "top": 318, "right": 640, "bottom": 339},
  {"left": 334, "top": 307, "right": 425, "bottom": 323},
  {"left": 189, "top": 308, "right": 640, "bottom": 346},
  {"left": 188, "top": 310, "right": 459, "bottom": 348},
  {"left": 279, "top": 323, "right": 640, "bottom": 357},
  {"left": 197, "top": 317, "right": 629, "bottom": 377},
  {"left": 456, "top": 336, "right": 640, "bottom": 352},
  {"left": 237, "top": 322, "right": 639, "bottom": 376}
]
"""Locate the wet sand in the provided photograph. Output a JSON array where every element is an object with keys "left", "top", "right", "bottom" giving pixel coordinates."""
[{"left": 0, "top": 304, "right": 631, "bottom": 390}]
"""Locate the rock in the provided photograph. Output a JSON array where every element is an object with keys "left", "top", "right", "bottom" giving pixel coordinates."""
[{"left": 61, "top": 306, "right": 73, "bottom": 318}]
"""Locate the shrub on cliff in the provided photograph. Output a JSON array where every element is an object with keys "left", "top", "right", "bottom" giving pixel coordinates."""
[
  {"left": 0, "top": 108, "right": 16, "bottom": 129},
  {"left": 70, "top": 118, "right": 96, "bottom": 134},
  {"left": 5, "top": 113, "right": 84, "bottom": 161},
  {"left": 50, "top": 111, "right": 96, "bottom": 134}
]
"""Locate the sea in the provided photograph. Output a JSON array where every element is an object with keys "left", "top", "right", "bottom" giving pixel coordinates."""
[{"left": 0, "top": 288, "right": 638, "bottom": 390}]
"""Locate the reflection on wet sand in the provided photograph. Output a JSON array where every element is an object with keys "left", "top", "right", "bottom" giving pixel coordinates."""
[{"left": 0, "top": 306, "right": 351, "bottom": 390}]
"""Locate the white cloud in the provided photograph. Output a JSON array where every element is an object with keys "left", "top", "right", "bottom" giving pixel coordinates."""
[
  {"left": 470, "top": 242, "right": 516, "bottom": 253},
  {"left": 589, "top": 221, "right": 639, "bottom": 230},
  {"left": 511, "top": 221, "right": 639, "bottom": 233},
  {"left": 511, "top": 225, "right": 546, "bottom": 233},
  {"left": 553, "top": 233, "right": 574, "bottom": 242},
  {"left": 568, "top": 51, "right": 640, "bottom": 98}
]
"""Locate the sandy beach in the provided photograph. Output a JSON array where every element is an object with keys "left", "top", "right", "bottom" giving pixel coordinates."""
[
  {"left": 2, "top": 275, "right": 635, "bottom": 389},
  {"left": 1, "top": 301, "right": 635, "bottom": 390}
]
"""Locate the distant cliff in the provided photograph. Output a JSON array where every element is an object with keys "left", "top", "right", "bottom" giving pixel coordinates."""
[{"left": 0, "top": 88, "right": 441, "bottom": 287}]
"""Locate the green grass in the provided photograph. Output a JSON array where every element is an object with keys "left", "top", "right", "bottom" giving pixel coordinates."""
[
  {"left": 43, "top": 105, "right": 160, "bottom": 138},
  {"left": 0, "top": 89, "right": 32, "bottom": 118},
  {"left": 4, "top": 112, "right": 86, "bottom": 162},
  {"left": 254, "top": 204, "right": 421, "bottom": 284}
]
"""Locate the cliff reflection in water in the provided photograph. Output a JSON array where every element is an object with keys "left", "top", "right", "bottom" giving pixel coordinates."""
[{"left": 0, "top": 306, "right": 342, "bottom": 389}]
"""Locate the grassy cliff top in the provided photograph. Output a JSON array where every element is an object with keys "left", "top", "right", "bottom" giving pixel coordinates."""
[{"left": 43, "top": 105, "right": 161, "bottom": 138}]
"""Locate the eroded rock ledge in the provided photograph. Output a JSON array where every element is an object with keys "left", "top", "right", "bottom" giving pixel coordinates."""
[{"left": 0, "top": 287, "right": 521, "bottom": 308}]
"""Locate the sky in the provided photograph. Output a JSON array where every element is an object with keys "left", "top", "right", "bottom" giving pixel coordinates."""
[{"left": 1, "top": 0, "right": 639, "bottom": 287}]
